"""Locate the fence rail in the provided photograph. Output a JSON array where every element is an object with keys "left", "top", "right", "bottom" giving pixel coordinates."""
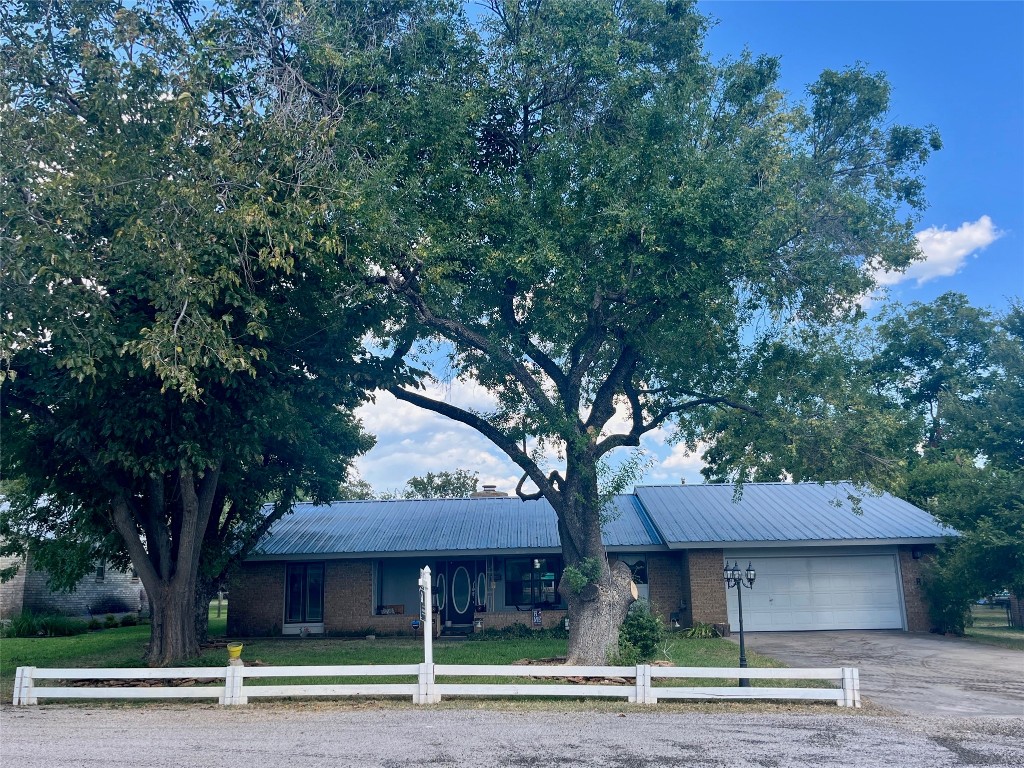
[{"left": 13, "top": 663, "right": 860, "bottom": 707}]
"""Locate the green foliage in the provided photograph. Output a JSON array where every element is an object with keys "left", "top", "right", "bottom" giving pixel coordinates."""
[
  {"left": 104, "top": 614, "right": 119, "bottom": 630},
  {"left": 0, "top": 0, "right": 394, "bottom": 662},
  {"left": 922, "top": 551, "right": 976, "bottom": 635},
  {"left": 87, "top": 617, "right": 102, "bottom": 631},
  {"left": 2, "top": 611, "right": 89, "bottom": 638},
  {"left": 561, "top": 558, "right": 604, "bottom": 594},
  {"left": 88, "top": 597, "right": 133, "bottom": 616},
  {"left": 403, "top": 470, "right": 480, "bottom": 499},
  {"left": 683, "top": 622, "right": 721, "bottom": 639},
  {"left": 616, "top": 600, "right": 663, "bottom": 664},
  {"left": 119, "top": 614, "right": 139, "bottom": 628},
  {"left": 467, "top": 624, "right": 568, "bottom": 642}
]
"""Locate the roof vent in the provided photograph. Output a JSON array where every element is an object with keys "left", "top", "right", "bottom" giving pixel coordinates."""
[{"left": 470, "top": 484, "right": 508, "bottom": 498}]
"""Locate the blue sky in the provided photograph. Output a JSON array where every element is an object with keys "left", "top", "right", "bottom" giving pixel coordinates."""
[{"left": 353, "top": 1, "right": 1024, "bottom": 494}]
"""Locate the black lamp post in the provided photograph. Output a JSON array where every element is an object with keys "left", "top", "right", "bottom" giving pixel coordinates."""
[{"left": 724, "top": 561, "right": 756, "bottom": 687}]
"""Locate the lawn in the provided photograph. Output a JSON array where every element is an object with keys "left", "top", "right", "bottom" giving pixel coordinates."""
[
  {"left": 0, "top": 604, "right": 807, "bottom": 703},
  {"left": 965, "top": 605, "right": 1024, "bottom": 651}
]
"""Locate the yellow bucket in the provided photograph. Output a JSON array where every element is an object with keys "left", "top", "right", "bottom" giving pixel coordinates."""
[{"left": 226, "top": 642, "right": 243, "bottom": 660}]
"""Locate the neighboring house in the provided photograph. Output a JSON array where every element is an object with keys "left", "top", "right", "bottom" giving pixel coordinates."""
[
  {"left": 0, "top": 551, "right": 146, "bottom": 619},
  {"left": 227, "top": 482, "right": 953, "bottom": 637}
]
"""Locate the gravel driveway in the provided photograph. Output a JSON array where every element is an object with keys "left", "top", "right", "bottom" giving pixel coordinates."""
[
  {"left": 740, "top": 631, "right": 1024, "bottom": 716},
  {"left": 2, "top": 705, "right": 1023, "bottom": 767}
]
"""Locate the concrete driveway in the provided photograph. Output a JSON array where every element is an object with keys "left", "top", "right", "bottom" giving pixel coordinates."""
[{"left": 741, "top": 631, "right": 1024, "bottom": 716}]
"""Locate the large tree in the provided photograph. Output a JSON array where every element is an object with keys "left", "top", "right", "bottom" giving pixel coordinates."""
[
  {"left": 0, "top": 0, "right": 389, "bottom": 663},
  {"left": 356, "top": 0, "right": 941, "bottom": 663},
  {"left": 879, "top": 296, "right": 1024, "bottom": 629}
]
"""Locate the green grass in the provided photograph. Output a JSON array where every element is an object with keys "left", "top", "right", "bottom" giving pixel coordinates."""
[
  {"left": 0, "top": 608, "right": 819, "bottom": 703},
  {"left": 965, "top": 605, "right": 1024, "bottom": 651}
]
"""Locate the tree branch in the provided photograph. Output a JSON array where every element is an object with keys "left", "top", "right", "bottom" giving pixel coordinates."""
[{"left": 389, "top": 385, "right": 560, "bottom": 504}]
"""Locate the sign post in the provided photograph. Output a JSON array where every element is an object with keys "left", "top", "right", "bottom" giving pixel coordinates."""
[{"left": 417, "top": 566, "right": 437, "bottom": 703}]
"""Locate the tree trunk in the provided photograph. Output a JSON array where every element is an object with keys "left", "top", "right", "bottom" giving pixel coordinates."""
[
  {"left": 563, "top": 558, "right": 635, "bottom": 665},
  {"left": 147, "top": 577, "right": 201, "bottom": 666},
  {"left": 558, "top": 452, "right": 636, "bottom": 665},
  {"left": 194, "top": 576, "right": 217, "bottom": 645}
]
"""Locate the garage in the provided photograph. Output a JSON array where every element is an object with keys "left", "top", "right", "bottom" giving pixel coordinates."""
[{"left": 724, "top": 550, "right": 905, "bottom": 631}]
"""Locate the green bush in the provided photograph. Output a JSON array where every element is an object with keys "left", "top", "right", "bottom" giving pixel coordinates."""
[
  {"left": 923, "top": 560, "right": 975, "bottom": 635},
  {"left": 2, "top": 610, "right": 88, "bottom": 638},
  {"left": 119, "top": 613, "right": 139, "bottom": 627},
  {"left": 615, "top": 600, "right": 663, "bottom": 664},
  {"left": 89, "top": 597, "right": 133, "bottom": 615},
  {"left": 87, "top": 617, "right": 103, "bottom": 630},
  {"left": 683, "top": 621, "right": 720, "bottom": 639},
  {"left": 103, "top": 613, "right": 119, "bottom": 629},
  {"left": 467, "top": 623, "right": 568, "bottom": 642},
  {"left": 40, "top": 614, "right": 89, "bottom": 637}
]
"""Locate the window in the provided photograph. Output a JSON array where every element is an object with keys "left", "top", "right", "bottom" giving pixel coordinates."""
[
  {"left": 285, "top": 563, "right": 324, "bottom": 624},
  {"left": 95, "top": 561, "right": 106, "bottom": 583},
  {"left": 505, "top": 557, "right": 563, "bottom": 608}
]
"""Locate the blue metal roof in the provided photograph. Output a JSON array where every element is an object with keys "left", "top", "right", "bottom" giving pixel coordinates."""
[
  {"left": 634, "top": 482, "right": 954, "bottom": 547},
  {"left": 252, "top": 494, "right": 662, "bottom": 558}
]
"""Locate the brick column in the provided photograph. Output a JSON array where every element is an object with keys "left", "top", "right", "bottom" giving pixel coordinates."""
[
  {"left": 645, "top": 552, "right": 685, "bottom": 624},
  {"left": 685, "top": 549, "right": 727, "bottom": 627},
  {"left": 898, "top": 545, "right": 934, "bottom": 632}
]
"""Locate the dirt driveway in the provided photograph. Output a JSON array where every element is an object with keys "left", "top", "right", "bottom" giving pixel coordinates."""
[{"left": 741, "top": 631, "right": 1024, "bottom": 716}]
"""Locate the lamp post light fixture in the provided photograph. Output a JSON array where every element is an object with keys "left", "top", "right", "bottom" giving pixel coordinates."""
[{"left": 724, "top": 561, "right": 756, "bottom": 687}]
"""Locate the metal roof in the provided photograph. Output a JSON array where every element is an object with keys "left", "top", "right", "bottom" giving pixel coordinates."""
[
  {"left": 634, "top": 482, "right": 955, "bottom": 548},
  {"left": 252, "top": 494, "right": 662, "bottom": 558}
]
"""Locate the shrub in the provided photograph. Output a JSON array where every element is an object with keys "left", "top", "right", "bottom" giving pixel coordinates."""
[
  {"left": 40, "top": 614, "right": 89, "bottom": 637},
  {"left": 119, "top": 614, "right": 139, "bottom": 627},
  {"left": 89, "top": 597, "right": 133, "bottom": 615},
  {"left": 922, "top": 559, "right": 975, "bottom": 635},
  {"left": 103, "top": 613, "right": 119, "bottom": 629},
  {"left": 2, "top": 611, "right": 87, "bottom": 638},
  {"left": 683, "top": 622, "right": 720, "bottom": 639},
  {"left": 4, "top": 611, "right": 44, "bottom": 638},
  {"left": 616, "top": 600, "right": 663, "bottom": 663},
  {"left": 87, "top": 617, "right": 103, "bottom": 631}
]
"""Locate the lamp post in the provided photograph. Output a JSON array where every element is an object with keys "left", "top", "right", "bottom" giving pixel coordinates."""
[{"left": 724, "top": 561, "right": 756, "bottom": 687}]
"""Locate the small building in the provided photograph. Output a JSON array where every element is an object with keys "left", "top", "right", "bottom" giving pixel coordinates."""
[
  {"left": 0, "top": 552, "right": 146, "bottom": 619},
  {"left": 227, "top": 482, "right": 953, "bottom": 637}
]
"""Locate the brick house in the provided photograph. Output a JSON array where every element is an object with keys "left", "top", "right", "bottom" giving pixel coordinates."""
[
  {"left": 0, "top": 551, "right": 146, "bottom": 619},
  {"left": 228, "top": 482, "right": 952, "bottom": 637}
]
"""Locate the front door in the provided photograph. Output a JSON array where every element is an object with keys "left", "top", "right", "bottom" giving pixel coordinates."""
[{"left": 436, "top": 559, "right": 486, "bottom": 627}]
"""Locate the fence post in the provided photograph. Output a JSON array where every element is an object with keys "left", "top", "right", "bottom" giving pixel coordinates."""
[
  {"left": 13, "top": 667, "right": 24, "bottom": 706},
  {"left": 637, "top": 665, "right": 655, "bottom": 705},
  {"left": 852, "top": 668, "right": 861, "bottom": 708},
  {"left": 223, "top": 664, "right": 247, "bottom": 706},
  {"left": 20, "top": 666, "right": 36, "bottom": 705},
  {"left": 840, "top": 668, "right": 851, "bottom": 707}
]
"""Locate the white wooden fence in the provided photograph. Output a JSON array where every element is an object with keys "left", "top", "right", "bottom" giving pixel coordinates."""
[
  {"left": 13, "top": 662, "right": 860, "bottom": 707},
  {"left": 11, "top": 572, "right": 860, "bottom": 708}
]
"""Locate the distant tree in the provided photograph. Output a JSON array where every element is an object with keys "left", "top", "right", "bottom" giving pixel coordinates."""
[{"left": 403, "top": 470, "right": 480, "bottom": 499}]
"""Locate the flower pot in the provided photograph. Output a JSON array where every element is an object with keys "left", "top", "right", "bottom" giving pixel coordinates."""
[{"left": 226, "top": 642, "right": 243, "bottom": 660}]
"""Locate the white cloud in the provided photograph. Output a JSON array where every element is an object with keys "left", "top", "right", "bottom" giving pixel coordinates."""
[
  {"left": 876, "top": 215, "right": 1002, "bottom": 288},
  {"left": 647, "top": 442, "right": 708, "bottom": 485}
]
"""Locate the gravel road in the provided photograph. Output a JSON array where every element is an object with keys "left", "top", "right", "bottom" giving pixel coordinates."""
[{"left": 2, "top": 705, "right": 1022, "bottom": 767}]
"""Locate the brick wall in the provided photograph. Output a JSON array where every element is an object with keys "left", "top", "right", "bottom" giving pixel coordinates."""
[
  {"left": 227, "top": 562, "right": 286, "bottom": 637},
  {"left": 685, "top": 549, "right": 727, "bottom": 627},
  {"left": 17, "top": 559, "right": 143, "bottom": 617},
  {"left": 1009, "top": 593, "right": 1024, "bottom": 629},
  {"left": 0, "top": 554, "right": 27, "bottom": 618},
  {"left": 645, "top": 552, "right": 685, "bottom": 623},
  {"left": 898, "top": 545, "right": 934, "bottom": 632},
  {"left": 229, "top": 558, "right": 569, "bottom": 637}
]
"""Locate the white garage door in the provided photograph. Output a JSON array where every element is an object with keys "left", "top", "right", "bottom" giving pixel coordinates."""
[{"left": 725, "top": 554, "right": 904, "bottom": 631}]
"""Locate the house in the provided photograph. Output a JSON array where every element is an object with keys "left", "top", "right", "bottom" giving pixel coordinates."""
[
  {"left": 0, "top": 551, "right": 146, "bottom": 619},
  {"left": 227, "top": 482, "right": 953, "bottom": 637}
]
